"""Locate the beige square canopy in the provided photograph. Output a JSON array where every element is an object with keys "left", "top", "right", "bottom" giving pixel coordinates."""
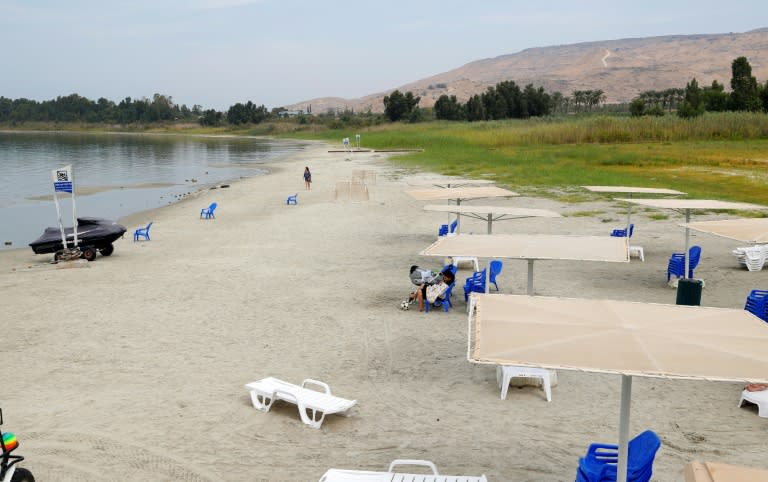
[
  {"left": 583, "top": 186, "right": 686, "bottom": 195},
  {"left": 421, "top": 233, "right": 627, "bottom": 262},
  {"left": 468, "top": 293, "right": 768, "bottom": 482},
  {"left": 408, "top": 179, "right": 496, "bottom": 188},
  {"left": 423, "top": 204, "right": 562, "bottom": 234},
  {"left": 680, "top": 218, "right": 768, "bottom": 244},
  {"left": 406, "top": 186, "right": 519, "bottom": 202},
  {"left": 469, "top": 294, "right": 768, "bottom": 382},
  {"left": 615, "top": 199, "right": 766, "bottom": 211},
  {"left": 421, "top": 234, "right": 627, "bottom": 295}
]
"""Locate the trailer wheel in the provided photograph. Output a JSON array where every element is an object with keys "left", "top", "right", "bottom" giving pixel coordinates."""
[
  {"left": 99, "top": 244, "right": 114, "bottom": 256},
  {"left": 54, "top": 252, "right": 62, "bottom": 262},
  {"left": 11, "top": 467, "right": 36, "bottom": 482},
  {"left": 81, "top": 247, "right": 97, "bottom": 261}
]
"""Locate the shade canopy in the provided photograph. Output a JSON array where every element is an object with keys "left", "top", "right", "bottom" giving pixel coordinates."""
[
  {"left": 616, "top": 198, "right": 768, "bottom": 279},
  {"left": 469, "top": 294, "right": 768, "bottom": 382},
  {"left": 680, "top": 218, "right": 768, "bottom": 244},
  {"left": 685, "top": 461, "right": 768, "bottom": 482},
  {"left": 421, "top": 233, "right": 628, "bottom": 262},
  {"left": 423, "top": 204, "right": 562, "bottom": 218},
  {"left": 408, "top": 179, "right": 495, "bottom": 188},
  {"left": 583, "top": 186, "right": 686, "bottom": 195},
  {"left": 406, "top": 186, "right": 519, "bottom": 202},
  {"left": 615, "top": 199, "right": 766, "bottom": 211},
  {"left": 423, "top": 204, "right": 562, "bottom": 235}
]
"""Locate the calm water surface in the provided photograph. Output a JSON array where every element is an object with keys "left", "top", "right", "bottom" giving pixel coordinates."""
[{"left": 0, "top": 131, "right": 309, "bottom": 249}]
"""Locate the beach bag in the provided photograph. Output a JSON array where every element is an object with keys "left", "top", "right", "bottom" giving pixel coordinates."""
[{"left": 426, "top": 281, "right": 448, "bottom": 304}]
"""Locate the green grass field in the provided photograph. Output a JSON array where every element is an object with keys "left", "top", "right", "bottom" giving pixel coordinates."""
[{"left": 280, "top": 113, "right": 768, "bottom": 207}]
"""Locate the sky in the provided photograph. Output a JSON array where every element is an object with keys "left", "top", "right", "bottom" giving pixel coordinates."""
[{"left": 1, "top": 0, "right": 767, "bottom": 111}]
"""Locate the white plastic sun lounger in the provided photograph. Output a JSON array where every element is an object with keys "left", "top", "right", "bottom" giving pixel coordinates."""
[
  {"left": 739, "top": 388, "right": 768, "bottom": 417},
  {"left": 319, "top": 459, "right": 488, "bottom": 482},
  {"left": 244, "top": 377, "right": 356, "bottom": 429}
]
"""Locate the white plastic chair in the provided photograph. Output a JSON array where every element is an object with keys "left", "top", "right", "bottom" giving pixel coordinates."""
[
  {"left": 744, "top": 246, "right": 767, "bottom": 272},
  {"left": 496, "top": 365, "right": 553, "bottom": 402},
  {"left": 739, "top": 388, "right": 768, "bottom": 417},
  {"left": 244, "top": 377, "right": 356, "bottom": 429},
  {"left": 319, "top": 459, "right": 488, "bottom": 482}
]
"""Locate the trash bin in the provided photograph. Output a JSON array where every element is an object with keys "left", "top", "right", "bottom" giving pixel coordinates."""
[{"left": 676, "top": 278, "right": 703, "bottom": 306}]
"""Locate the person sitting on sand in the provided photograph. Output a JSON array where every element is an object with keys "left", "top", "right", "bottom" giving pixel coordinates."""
[
  {"left": 408, "top": 266, "right": 455, "bottom": 312},
  {"left": 745, "top": 383, "right": 768, "bottom": 392}
]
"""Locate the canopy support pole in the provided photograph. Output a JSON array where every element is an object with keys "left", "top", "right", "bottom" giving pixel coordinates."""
[
  {"left": 527, "top": 259, "right": 535, "bottom": 295},
  {"left": 456, "top": 199, "right": 462, "bottom": 234},
  {"left": 684, "top": 209, "right": 691, "bottom": 279},
  {"left": 626, "top": 193, "right": 633, "bottom": 231},
  {"left": 617, "top": 375, "right": 632, "bottom": 482},
  {"left": 487, "top": 213, "right": 492, "bottom": 234}
]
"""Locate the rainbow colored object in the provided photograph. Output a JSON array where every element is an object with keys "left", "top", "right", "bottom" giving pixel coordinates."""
[{"left": 1, "top": 432, "right": 17, "bottom": 452}]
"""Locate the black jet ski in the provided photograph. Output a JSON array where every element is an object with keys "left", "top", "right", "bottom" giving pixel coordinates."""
[{"left": 29, "top": 217, "right": 126, "bottom": 261}]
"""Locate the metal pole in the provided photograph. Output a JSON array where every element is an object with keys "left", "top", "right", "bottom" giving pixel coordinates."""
[
  {"left": 487, "top": 213, "right": 492, "bottom": 234},
  {"left": 485, "top": 261, "right": 490, "bottom": 294},
  {"left": 617, "top": 375, "right": 633, "bottom": 482},
  {"left": 626, "top": 193, "right": 633, "bottom": 232},
  {"left": 527, "top": 259, "right": 534, "bottom": 295},
  {"left": 456, "top": 199, "right": 462, "bottom": 234},
  {"left": 684, "top": 209, "right": 691, "bottom": 279}
]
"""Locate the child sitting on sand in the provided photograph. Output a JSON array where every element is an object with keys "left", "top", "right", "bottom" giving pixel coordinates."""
[{"left": 408, "top": 266, "right": 455, "bottom": 312}]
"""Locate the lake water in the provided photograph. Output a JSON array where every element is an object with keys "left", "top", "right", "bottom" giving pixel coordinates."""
[{"left": 0, "top": 131, "right": 309, "bottom": 250}]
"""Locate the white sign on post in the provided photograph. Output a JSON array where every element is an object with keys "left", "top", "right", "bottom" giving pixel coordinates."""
[{"left": 50, "top": 164, "right": 79, "bottom": 249}]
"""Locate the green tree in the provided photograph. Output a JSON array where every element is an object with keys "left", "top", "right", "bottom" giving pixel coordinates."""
[
  {"left": 465, "top": 94, "right": 486, "bottom": 121},
  {"left": 629, "top": 99, "right": 645, "bottom": 117},
  {"left": 677, "top": 78, "right": 705, "bottom": 118},
  {"left": 729, "top": 56, "right": 760, "bottom": 111},
  {"left": 383, "top": 90, "right": 420, "bottom": 122},
  {"left": 702, "top": 80, "right": 728, "bottom": 112},
  {"left": 433, "top": 95, "right": 464, "bottom": 120}
]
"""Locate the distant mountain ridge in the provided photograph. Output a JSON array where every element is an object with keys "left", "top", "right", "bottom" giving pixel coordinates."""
[{"left": 287, "top": 29, "right": 768, "bottom": 114}]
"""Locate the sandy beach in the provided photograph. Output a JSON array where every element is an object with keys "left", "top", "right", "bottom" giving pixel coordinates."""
[{"left": 1, "top": 142, "right": 767, "bottom": 481}]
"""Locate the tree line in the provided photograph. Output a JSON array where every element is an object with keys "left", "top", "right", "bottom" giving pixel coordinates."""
[
  {"left": 0, "top": 93, "right": 203, "bottom": 124},
  {"left": 630, "top": 57, "right": 768, "bottom": 118}
]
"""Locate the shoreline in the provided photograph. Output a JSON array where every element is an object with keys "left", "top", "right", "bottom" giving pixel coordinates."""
[{"left": 2, "top": 143, "right": 767, "bottom": 481}]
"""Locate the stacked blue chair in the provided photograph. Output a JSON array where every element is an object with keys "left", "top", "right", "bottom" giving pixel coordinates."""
[
  {"left": 745, "top": 290, "right": 768, "bottom": 322},
  {"left": 438, "top": 219, "right": 459, "bottom": 237},
  {"left": 576, "top": 430, "right": 661, "bottom": 482},
  {"left": 667, "top": 245, "right": 701, "bottom": 281},
  {"left": 286, "top": 193, "right": 298, "bottom": 205},
  {"left": 489, "top": 260, "right": 503, "bottom": 291},
  {"left": 610, "top": 224, "right": 634, "bottom": 238},
  {"left": 426, "top": 282, "right": 455, "bottom": 313},
  {"left": 463, "top": 269, "right": 486, "bottom": 302}
]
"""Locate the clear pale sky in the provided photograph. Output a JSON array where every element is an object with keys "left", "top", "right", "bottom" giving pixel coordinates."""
[{"left": 1, "top": 0, "right": 766, "bottom": 110}]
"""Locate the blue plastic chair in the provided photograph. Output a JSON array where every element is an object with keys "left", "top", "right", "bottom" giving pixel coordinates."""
[
  {"left": 463, "top": 269, "right": 486, "bottom": 301},
  {"left": 426, "top": 282, "right": 455, "bottom": 313},
  {"left": 200, "top": 202, "right": 218, "bottom": 219},
  {"left": 610, "top": 223, "right": 634, "bottom": 238},
  {"left": 576, "top": 430, "right": 661, "bottom": 482},
  {"left": 667, "top": 245, "right": 701, "bottom": 281},
  {"left": 287, "top": 193, "right": 298, "bottom": 205},
  {"left": 489, "top": 260, "right": 503, "bottom": 291},
  {"left": 745, "top": 289, "right": 768, "bottom": 322},
  {"left": 438, "top": 219, "right": 459, "bottom": 237},
  {"left": 133, "top": 221, "right": 153, "bottom": 242}
]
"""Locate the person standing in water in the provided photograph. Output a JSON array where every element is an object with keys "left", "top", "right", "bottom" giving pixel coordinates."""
[{"left": 304, "top": 166, "right": 312, "bottom": 190}]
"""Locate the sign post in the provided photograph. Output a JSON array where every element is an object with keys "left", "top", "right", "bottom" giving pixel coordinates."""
[{"left": 51, "top": 165, "right": 78, "bottom": 248}]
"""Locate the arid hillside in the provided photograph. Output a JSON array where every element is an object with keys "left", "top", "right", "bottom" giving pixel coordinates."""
[{"left": 287, "top": 28, "right": 768, "bottom": 114}]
